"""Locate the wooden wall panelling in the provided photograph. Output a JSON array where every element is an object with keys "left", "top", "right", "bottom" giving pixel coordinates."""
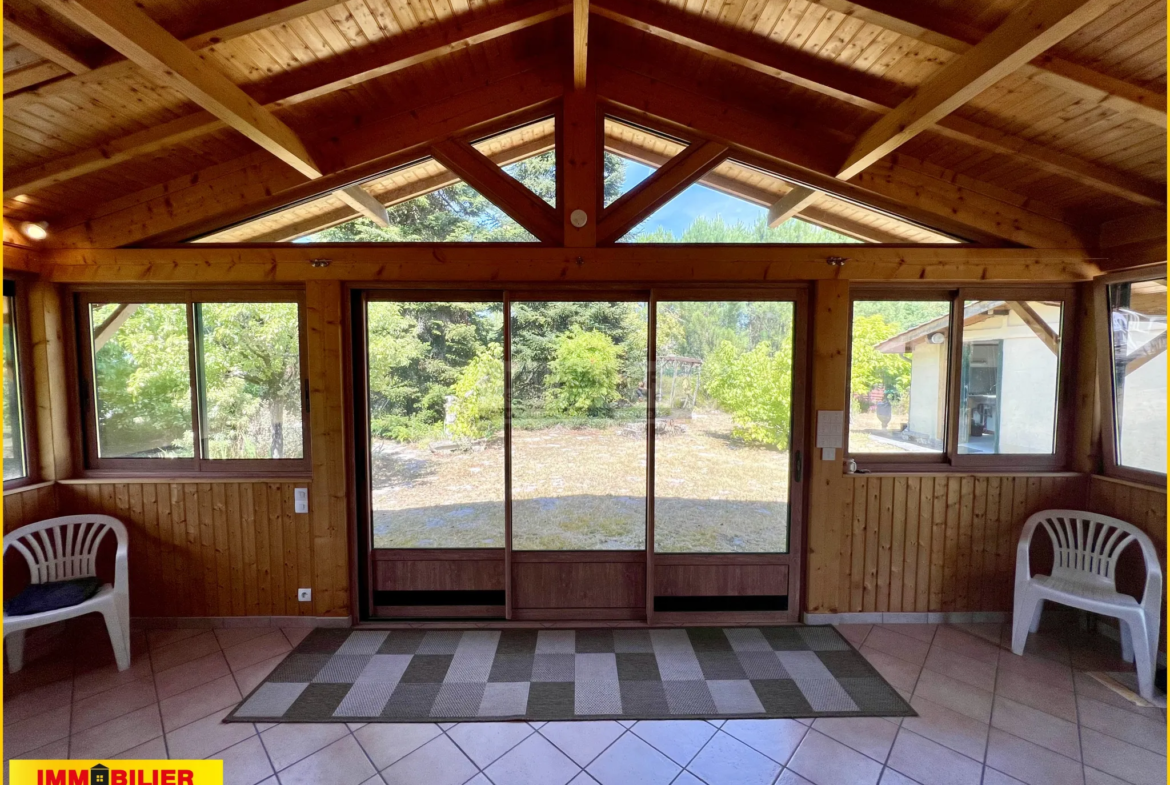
[
  {"left": 511, "top": 553, "right": 645, "bottom": 618},
  {"left": 654, "top": 563, "right": 789, "bottom": 597},
  {"left": 2, "top": 483, "right": 59, "bottom": 533}
]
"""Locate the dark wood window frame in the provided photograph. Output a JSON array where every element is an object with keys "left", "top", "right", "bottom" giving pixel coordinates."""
[
  {"left": 1095, "top": 264, "right": 1167, "bottom": 487},
  {"left": 72, "top": 286, "right": 311, "bottom": 477},
  {"left": 3, "top": 277, "right": 39, "bottom": 490},
  {"left": 847, "top": 284, "right": 1078, "bottom": 473}
]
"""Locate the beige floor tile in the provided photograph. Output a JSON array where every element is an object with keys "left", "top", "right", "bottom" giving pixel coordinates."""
[
  {"left": 223, "top": 631, "right": 291, "bottom": 672},
  {"left": 231, "top": 653, "right": 287, "bottom": 696},
  {"left": 686, "top": 731, "right": 782, "bottom": 785},
  {"left": 4, "top": 705, "right": 71, "bottom": 758},
  {"left": 383, "top": 735, "right": 481, "bottom": 785},
  {"left": 912, "top": 668, "right": 994, "bottom": 723},
  {"left": 486, "top": 733, "right": 587, "bottom": 785},
  {"left": 720, "top": 718, "right": 808, "bottom": 765},
  {"left": 155, "top": 652, "right": 232, "bottom": 700},
  {"left": 6, "top": 737, "right": 70, "bottom": 763},
  {"left": 148, "top": 628, "right": 208, "bottom": 651},
  {"left": 859, "top": 647, "right": 921, "bottom": 694},
  {"left": 159, "top": 673, "right": 242, "bottom": 732},
  {"left": 165, "top": 707, "right": 255, "bottom": 760},
  {"left": 952, "top": 623, "right": 1003, "bottom": 646},
  {"left": 1077, "top": 695, "right": 1166, "bottom": 755},
  {"left": 151, "top": 632, "right": 222, "bottom": 673},
  {"left": 448, "top": 720, "right": 536, "bottom": 768},
  {"left": 586, "top": 732, "right": 679, "bottom": 785},
  {"left": 539, "top": 720, "right": 625, "bottom": 767},
  {"left": 214, "top": 627, "right": 273, "bottom": 651},
  {"left": 993, "top": 666, "right": 1078, "bottom": 723},
  {"left": 282, "top": 627, "right": 313, "bottom": 647},
  {"left": 931, "top": 627, "right": 1001, "bottom": 665},
  {"left": 811, "top": 716, "right": 898, "bottom": 762},
  {"left": 278, "top": 735, "right": 377, "bottom": 785},
  {"left": 1073, "top": 672, "right": 1165, "bottom": 720},
  {"left": 903, "top": 695, "right": 988, "bottom": 762},
  {"left": 877, "top": 770, "right": 920, "bottom": 785},
  {"left": 215, "top": 736, "right": 276, "bottom": 785},
  {"left": 984, "top": 728, "right": 1084, "bottom": 785},
  {"left": 70, "top": 704, "right": 164, "bottom": 759},
  {"left": 353, "top": 722, "right": 443, "bottom": 771},
  {"left": 71, "top": 676, "right": 157, "bottom": 733},
  {"left": 878, "top": 624, "right": 937, "bottom": 645},
  {"left": 73, "top": 656, "right": 155, "bottom": 702},
  {"left": 981, "top": 768, "right": 1029, "bottom": 785},
  {"left": 1080, "top": 727, "right": 1167, "bottom": 785},
  {"left": 995, "top": 649, "right": 1073, "bottom": 692},
  {"left": 108, "top": 737, "right": 168, "bottom": 760},
  {"left": 631, "top": 720, "right": 716, "bottom": 766},
  {"left": 886, "top": 728, "right": 983, "bottom": 785},
  {"left": 835, "top": 624, "right": 873, "bottom": 647},
  {"left": 3, "top": 680, "right": 72, "bottom": 726},
  {"left": 1083, "top": 765, "right": 1139, "bottom": 785},
  {"left": 260, "top": 722, "right": 348, "bottom": 772},
  {"left": 786, "top": 730, "right": 883, "bottom": 785},
  {"left": 991, "top": 696, "right": 1081, "bottom": 761},
  {"left": 923, "top": 646, "right": 996, "bottom": 693},
  {"left": 865, "top": 628, "right": 931, "bottom": 667}
]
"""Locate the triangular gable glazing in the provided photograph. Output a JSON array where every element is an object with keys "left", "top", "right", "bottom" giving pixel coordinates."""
[{"left": 603, "top": 117, "right": 690, "bottom": 208}]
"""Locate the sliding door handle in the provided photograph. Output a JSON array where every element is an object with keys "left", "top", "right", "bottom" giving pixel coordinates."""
[{"left": 793, "top": 450, "right": 802, "bottom": 483}]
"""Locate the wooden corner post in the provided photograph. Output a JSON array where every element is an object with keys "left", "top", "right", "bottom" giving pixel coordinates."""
[{"left": 806, "top": 279, "right": 851, "bottom": 615}]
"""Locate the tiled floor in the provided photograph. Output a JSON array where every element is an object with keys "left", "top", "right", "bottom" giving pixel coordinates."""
[{"left": 4, "top": 616, "right": 1165, "bottom": 785}]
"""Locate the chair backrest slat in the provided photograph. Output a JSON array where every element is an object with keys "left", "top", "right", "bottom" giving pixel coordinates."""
[
  {"left": 3, "top": 515, "right": 127, "bottom": 585},
  {"left": 1026, "top": 509, "right": 1155, "bottom": 591}
]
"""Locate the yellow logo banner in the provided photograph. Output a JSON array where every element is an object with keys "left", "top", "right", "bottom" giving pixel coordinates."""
[{"left": 9, "top": 761, "right": 224, "bottom": 785}]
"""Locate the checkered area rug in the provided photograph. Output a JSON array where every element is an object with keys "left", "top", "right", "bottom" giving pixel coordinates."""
[{"left": 225, "top": 626, "right": 914, "bottom": 723}]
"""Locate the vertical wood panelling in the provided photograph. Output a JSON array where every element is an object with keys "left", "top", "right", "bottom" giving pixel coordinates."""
[
  {"left": 813, "top": 473, "right": 1088, "bottom": 613},
  {"left": 2, "top": 483, "right": 59, "bottom": 532}
]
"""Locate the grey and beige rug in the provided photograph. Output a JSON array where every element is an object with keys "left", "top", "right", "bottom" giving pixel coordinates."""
[{"left": 226, "top": 626, "right": 914, "bottom": 723}]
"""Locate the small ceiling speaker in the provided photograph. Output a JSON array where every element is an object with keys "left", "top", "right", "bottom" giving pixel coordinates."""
[{"left": 570, "top": 209, "right": 589, "bottom": 228}]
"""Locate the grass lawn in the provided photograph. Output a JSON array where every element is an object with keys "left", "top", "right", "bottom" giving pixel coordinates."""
[{"left": 370, "top": 411, "right": 791, "bottom": 552}]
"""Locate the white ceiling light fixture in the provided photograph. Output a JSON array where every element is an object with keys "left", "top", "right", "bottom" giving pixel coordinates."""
[{"left": 20, "top": 221, "right": 49, "bottom": 241}]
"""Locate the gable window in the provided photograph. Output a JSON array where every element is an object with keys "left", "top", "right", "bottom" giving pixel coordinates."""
[
  {"left": 1101, "top": 270, "right": 1166, "bottom": 481},
  {"left": 3, "top": 280, "right": 33, "bottom": 484},
  {"left": 848, "top": 288, "right": 1074, "bottom": 470},
  {"left": 76, "top": 290, "right": 309, "bottom": 473}
]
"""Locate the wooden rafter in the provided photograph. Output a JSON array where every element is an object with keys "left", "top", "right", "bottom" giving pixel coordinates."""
[
  {"left": 573, "top": 0, "right": 589, "bottom": 90},
  {"left": 767, "top": 187, "right": 820, "bottom": 228},
  {"left": 41, "top": 0, "right": 323, "bottom": 179},
  {"left": 1124, "top": 332, "right": 1168, "bottom": 375},
  {"left": 1006, "top": 301, "right": 1060, "bottom": 355},
  {"left": 3, "top": 3, "right": 98, "bottom": 75},
  {"left": 807, "top": 0, "right": 1167, "bottom": 129},
  {"left": 431, "top": 139, "right": 564, "bottom": 244},
  {"left": 597, "top": 140, "right": 729, "bottom": 243},
  {"left": 4, "top": 0, "right": 569, "bottom": 197},
  {"left": 335, "top": 186, "right": 389, "bottom": 228},
  {"left": 591, "top": 0, "right": 1164, "bottom": 207},
  {"left": 838, "top": 0, "right": 1125, "bottom": 180}
]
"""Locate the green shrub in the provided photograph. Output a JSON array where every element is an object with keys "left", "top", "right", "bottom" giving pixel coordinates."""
[
  {"left": 704, "top": 339, "right": 793, "bottom": 449},
  {"left": 449, "top": 343, "right": 504, "bottom": 439},
  {"left": 546, "top": 328, "right": 622, "bottom": 416}
]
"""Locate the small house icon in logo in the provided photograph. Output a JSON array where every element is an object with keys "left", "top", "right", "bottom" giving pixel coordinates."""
[{"left": 91, "top": 764, "right": 110, "bottom": 785}]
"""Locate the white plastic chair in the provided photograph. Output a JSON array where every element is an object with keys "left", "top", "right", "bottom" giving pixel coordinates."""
[
  {"left": 3, "top": 515, "right": 130, "bottom": 673},
  {"left": 1012, "top": 509, "right": 1162, "bottom": 700}
]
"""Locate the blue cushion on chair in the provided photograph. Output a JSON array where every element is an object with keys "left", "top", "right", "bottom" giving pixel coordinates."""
[{"left": 4, "top": 577, "right": 102, "bottom": 616}]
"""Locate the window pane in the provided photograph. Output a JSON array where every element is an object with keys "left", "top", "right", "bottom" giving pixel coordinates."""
[
  {"left": 368, "top": 301, "right": 505, "bottom": 548},
  {"left": 91, "top": 303, "right": 194, "bottom": 459},
  {"left": 3, "top": 293, "right": 27, "bottom": 481},
  {"left": 511, "top": 301, "right": 647, "bottom": 550},
  {"left": 958, "top": 300, "right": 1063, "bottom": 455},
  {"left": 655, "top": 301, "right": 794, "bottom": 553},
  {"left": 1108, "top": 278, "right": 1167, "bottom": 474},
  {"left": 849, "top": 301, "right": 951, "bottom": 454},
  {"left": 198, "top": 302, "right": 303, "bottom": 460}
]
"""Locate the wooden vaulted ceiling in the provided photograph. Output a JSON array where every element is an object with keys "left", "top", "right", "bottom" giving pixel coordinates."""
[{"left": 2, "top": 0, "right": 1166, "bottom": 254}]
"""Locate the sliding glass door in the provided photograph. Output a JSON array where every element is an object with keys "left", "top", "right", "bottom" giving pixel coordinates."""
[{"left": 357, "top": 289, "right": 805, "bottom": 622}]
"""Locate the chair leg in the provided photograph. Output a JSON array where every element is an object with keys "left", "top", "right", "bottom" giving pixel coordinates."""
[
  {"left": 1126, "top": 614, "right": 1155, "bottom": 702},
  {"left": 5, "top": 630, "right": 25, "bottom": 673},
  {"left": 1029, "top": 600, "right": 1044, "bottom": 633},
  {"left": 1120, "top": 620, "right": 1135, "bottom": 664},
  {"left": 101, "top": 603, "right": 131, "bottom": 672},
  {"left": 1012, "top": 592, "right": 1041, "bottom": 655}
]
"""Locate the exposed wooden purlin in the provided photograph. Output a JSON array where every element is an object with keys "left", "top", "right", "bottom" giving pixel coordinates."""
[
  {"left": 4, "top": 0, "right": 344, "bottom": 100},
  {"left": 1098, "top": 209, "right": 1168, "bottom": 269},
  {"left": 573, "top": 0, "right": 589, "bottom": 90},
  {"left": 1006, "top": 301, "right": 1059, "bottom": 355},
  {"left": 92, "top": 303, "right": 139, "bottom": 351},
  {"left": 838, "top": 0, "right": 1125, "bottom": 180},
  {"left": 3, "top": 61, "right": 69, "bottom": 94},
  {"left": 3, "top": 3, "right": 98, "bottom": 74},
  {"left": 40, "top": 245, "right": 1101, "bottom": 285},
  {"left": 431, "top": 139, "right": 564, "bottom": 244},
  {"left": 808, "top": 0, "right": 1167, "bottom": 129},
  {"left": 597, "top": 140, "right": 729, "bottom": 243},
  {"left": 767, "top": 187, "right": 820, "bottom": 228},
  {"left": 334, "top": 186, "right": 389, "bottom": 227},
  {"left": 42, "top": 0, "right": 323, "bottom": 180},
  {"left": 1124, "top": 332, "right": 1168, "bottom": 375},
  {"left": 4, "top": 0, "right": 569, "bottom": 198},
  {"left": 2, "top": 243, "right": 46, "bottom": 274},
  {"left": 592, "top": 0, "right": 1165, "bottom": 207},
  {"left": 597, "top": 63, "right": 1087, "bottom": 248}
]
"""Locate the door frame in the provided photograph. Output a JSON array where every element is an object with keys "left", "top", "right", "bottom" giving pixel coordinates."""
[{"left": 346, "top": 282, "right": 809, "bottom": 625}]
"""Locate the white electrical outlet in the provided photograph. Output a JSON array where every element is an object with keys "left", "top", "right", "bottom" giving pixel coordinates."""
[
  {"left": 294, "top": 487, "right": 309, "bottom": 514},
  {"left": 298, "top": 588, "right": 312, "bottom": 602}
]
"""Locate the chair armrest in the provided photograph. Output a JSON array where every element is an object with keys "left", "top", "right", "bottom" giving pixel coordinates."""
[
  {"left": 1015, "top": 515, "right": 1044, "bottom": 587},
  {"left": 114, "top": 540, "right": 129, "bottom": 593}
]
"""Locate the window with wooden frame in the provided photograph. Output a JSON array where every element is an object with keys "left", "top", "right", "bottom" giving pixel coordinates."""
[
  {"left": 847, "top": 286, "right": 1076, "bottom": 471},
  {"left": 75, "top": 290, "right": 310, "bottom": 474},
  {"left": 1097, "top": 266, "right": 1167, "bottom": 484},
  {"left": 3, "top": 279, "right": 36, "bottom": 487}
]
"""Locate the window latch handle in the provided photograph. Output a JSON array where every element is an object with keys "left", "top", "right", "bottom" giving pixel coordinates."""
[{"left": 794, "top": 450, "right": 802, "bottom": 483}]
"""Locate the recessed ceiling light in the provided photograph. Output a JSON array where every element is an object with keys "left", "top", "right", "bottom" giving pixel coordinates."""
[{"left": 20, "top": 221, "right": 48, "bottom": 241}]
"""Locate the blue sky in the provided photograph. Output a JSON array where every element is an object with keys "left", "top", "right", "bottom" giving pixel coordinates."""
[{"left": 615, "top": 159, "right": 767, "bottom": 239}]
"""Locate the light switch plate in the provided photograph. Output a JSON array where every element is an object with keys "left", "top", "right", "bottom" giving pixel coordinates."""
[
  {"left": 298, "top": 588, "right": 311, "bottom": 602},
  {"left": 294, "top": 487, "right": 309, "bottom": 513}
]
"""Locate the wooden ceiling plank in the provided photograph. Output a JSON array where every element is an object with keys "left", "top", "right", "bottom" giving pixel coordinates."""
[
  {"left": 596, "top": 139, "right": 729, "bottom": 243},
  {"left": 334, "top": 185, "right": 390, "bottom": 226},
  {"left": 5, "top": 0, "right": 568, "bottom": 196},
  {"left": 41, "top": 0, "right": 323, "bottom": 179},
  {"left": 767, "top": 185, "right": 820, "bottom": 227},
  {"left": 3, "top": 4, "right": 97, "bottom": 74},
  {"left": 431, "top": 137, "right": 564, "bottom": 243},
  {"left": 592, "top": 0, "right": 1163, "bottom": 206},
  {"left": 2, "top": 61, "right": 69, "bottom": 94},
  {"left": 808, "top": 0, "right": 1166, "bottom": 128},
  {"left": 573, "top": 0, "right": 589, "bottom": 89},
  {"left": 837, "top": 0, "right": 1126, "bottom": 180}
]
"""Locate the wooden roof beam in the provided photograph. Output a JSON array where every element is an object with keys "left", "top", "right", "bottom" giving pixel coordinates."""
[
  {"left": 3, "top": 3, "right": 99, "bottom": 74},
  {"left": 767, "top": 187, "right": 820, "bottom": 228},
  {"left": 591, "top": 0, "right": 1164, "bottom": 206},
  {"left": 573, "top": 0, "right": 589, "bottom": 89},
  {"left": 41, "top": 0, "right": 323, "bottom": 180},
  {"left": 838, "top": 0, "right": 1127, "bottom": 180},
  {"left": 5, "top": 0, "right": 569, "bottom": 198},
  {"left": 334, "top": 186, "right": 389, "bottom": 227},
  {"left": 808, "top": 0, "right": 1166, "bottom": 128}
]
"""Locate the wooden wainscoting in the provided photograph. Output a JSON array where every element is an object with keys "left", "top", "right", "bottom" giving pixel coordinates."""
[
  {"left": 53, "top": 480, "right": 349, "bottom": 619},
  {"left": 814, "top": 473, "right": 1086, "bottom": 615},
  {"left": 3, "top": 482, "right": 60, "bottom": 531}
]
